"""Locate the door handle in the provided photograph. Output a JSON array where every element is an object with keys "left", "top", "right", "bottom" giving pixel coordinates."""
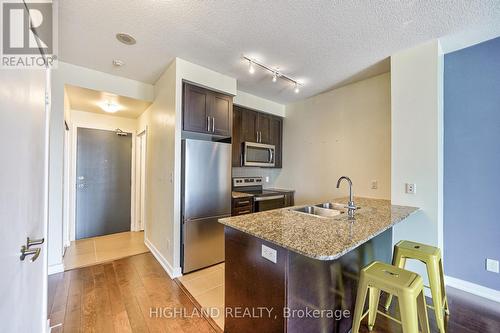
[
  {"left": 212, "top": 117, "right": 215, "bottom": 132},
  {"left": 27, "top": 237, "right": 44, "bottom": 248},
  {"left": 207, "top": 116, "right": 211, "bottom": 132},
  {"left": 20, "top": 245, "right": 41, "bottom": 262}
]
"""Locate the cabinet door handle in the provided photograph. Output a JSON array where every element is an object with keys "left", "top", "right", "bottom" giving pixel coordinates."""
[
  {"left": 207, "top": 116, "right": 211, "bottom": 132},
  {"left": 212, "top": 117, "right": 215, "bottom": 132}
]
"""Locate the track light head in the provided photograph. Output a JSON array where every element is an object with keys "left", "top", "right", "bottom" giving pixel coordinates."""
[
  {"left": 294, "top": 83, "right": 300, "bottom": 93},
  {"left": 248, "top": 60, "right": 255, "bottom": 74}
]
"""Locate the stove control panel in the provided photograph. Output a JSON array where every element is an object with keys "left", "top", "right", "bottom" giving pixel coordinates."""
[{"left": 233, "top": 177, "right": 262, "bottom": 188}]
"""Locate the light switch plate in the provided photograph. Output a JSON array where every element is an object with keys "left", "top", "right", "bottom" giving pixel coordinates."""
[
  {"left": 405, "top": 183, "right": 416, "bottom": 194},
  {"left": 371, "top": 180, "right": 378, "bottom": 189},
  {"left": 486, "top": 258, "right": 499, "bottom": 273},
  {"left": 261, "top": 244, "right": 277, "bottom": 263}
]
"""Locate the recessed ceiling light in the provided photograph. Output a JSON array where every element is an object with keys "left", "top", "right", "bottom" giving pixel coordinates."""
[
  {"left": 116, "top": 33, "right": 136, "bottom": 45},
  {"left": 113, "top": 59, "right": 125, "bottom": 67},
  {"left": 98, "top": 101, "right": 120, "bottom": 113}
]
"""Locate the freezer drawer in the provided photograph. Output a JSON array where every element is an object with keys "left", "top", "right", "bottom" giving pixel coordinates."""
[{"left": 182, "top": 215, "right": 227, "bottom": 273}]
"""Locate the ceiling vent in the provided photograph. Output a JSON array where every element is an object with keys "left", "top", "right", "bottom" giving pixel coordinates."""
[{"left": 116, "top": 33, "right": 136, "bottom": 45}]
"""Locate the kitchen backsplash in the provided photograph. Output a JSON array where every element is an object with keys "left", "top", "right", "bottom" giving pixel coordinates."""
[{"left": 232, "top": 167, "right": 282, "bottom": 188}]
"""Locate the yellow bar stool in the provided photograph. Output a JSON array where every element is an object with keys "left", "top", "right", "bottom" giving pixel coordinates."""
[
  {"left": 352, "top": 261, "right": 430, "bottom": 333},
  {"left": 384, "top": 240, "right": 449, "bottom": 333}
]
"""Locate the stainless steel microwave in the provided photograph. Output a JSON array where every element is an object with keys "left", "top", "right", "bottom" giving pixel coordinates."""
[{"left": 243, "top": 142, "right": 275, "bottom": 167}]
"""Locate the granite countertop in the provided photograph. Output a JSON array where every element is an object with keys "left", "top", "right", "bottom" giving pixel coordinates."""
[
  {"left": 219, "top": 197, "right": 418, "bottom": 261},
  {"left": 232, "top": 191, "right": 254, "bottom": 199}
]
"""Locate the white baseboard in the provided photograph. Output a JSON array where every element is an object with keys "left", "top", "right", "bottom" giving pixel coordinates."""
[
  {"left": 48, "top": 263, "right": 64, "bottom": 275},
  {"left": 445, "top": 275, "right": 500, "bottom": 303},
  {"left": 144, "top": 237, "right": 182, "bottom": 279}
]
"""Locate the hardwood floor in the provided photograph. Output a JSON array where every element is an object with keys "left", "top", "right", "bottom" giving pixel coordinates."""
[
  {"left": 49, "top": 253, "right": 500, "bottom": 332},
  {"left": 358, "top": 287, "right": 500, "bottom": 333},
  {"left": 48, "top": 253, "right": 217, "bottom": 333}
]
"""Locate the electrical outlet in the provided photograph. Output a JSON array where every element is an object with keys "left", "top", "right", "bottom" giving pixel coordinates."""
[
  {"left": 405, "top": 183, "right": 416, "bottom": 194},
  {"left": 486, "top": 258, "right": 499, "bottom": 273},
  {"left": 261, "top": 244, "right": 277, "bottom": 263},
  {"left": 371, "top": 180, "right": 378, "bottom": 189},
  {"left": 265, "top": 176, "right": 270, "bottom": 183}
]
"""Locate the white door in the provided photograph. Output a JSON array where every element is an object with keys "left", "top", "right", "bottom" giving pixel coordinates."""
[{"left": 0, "top": 68, "right": 49, "bottom": 330}]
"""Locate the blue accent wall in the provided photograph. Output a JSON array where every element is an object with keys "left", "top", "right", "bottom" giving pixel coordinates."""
[{"left": 444, "top": 36, "right": 500, "bottom": 290}]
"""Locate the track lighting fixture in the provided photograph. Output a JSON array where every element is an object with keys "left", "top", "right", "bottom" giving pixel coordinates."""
[{"left": 243, "top": 55, "right": 302, "bottom": 93}]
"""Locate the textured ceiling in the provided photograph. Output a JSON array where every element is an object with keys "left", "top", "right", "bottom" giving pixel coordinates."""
[
  {"left": 59, "top": 1, "right": 500, "bottom": 104},
  {"left": 66, "top": 85, "right": 152, "bottom": 119}
]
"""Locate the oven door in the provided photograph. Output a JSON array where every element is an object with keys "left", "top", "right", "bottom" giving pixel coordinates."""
[
  {"left": 243, "top": 142, "right": 275, "bottom": 167},
  {"left": 254, "top": 194, "right": 285, "bottom": 212}
]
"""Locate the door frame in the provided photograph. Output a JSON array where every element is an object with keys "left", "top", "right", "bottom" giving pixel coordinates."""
[
  {"left": 68, "top": 122, "right": 137, "bottom": 241},
  {"left": 134, "top": 128, "right": 147, "bottom": 231}
]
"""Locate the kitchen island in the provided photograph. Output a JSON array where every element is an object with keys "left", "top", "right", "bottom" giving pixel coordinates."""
[{"left": 218, "top": 197, "right": 418, "bottom": 333}]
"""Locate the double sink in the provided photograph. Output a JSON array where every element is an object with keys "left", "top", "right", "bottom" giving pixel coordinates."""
[{"left": 291, "top": 202, "right": 359, "bottom": 218}]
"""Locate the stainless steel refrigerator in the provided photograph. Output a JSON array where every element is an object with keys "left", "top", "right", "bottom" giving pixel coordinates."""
[{"left": 181, "top": 139, "right": 231, "bottom": 273}]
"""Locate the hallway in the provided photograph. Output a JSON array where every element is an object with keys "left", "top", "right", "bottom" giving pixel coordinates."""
[{"left": 63, "top": 231, "right": 149, "bottom": 271}]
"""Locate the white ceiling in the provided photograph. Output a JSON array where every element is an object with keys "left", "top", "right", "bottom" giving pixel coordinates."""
[
  {"left": 59, "top": 1, "right": 500, "bottom": 104},
  {"left": 65, "top": 85, "right": 152, "bottom": 119}
]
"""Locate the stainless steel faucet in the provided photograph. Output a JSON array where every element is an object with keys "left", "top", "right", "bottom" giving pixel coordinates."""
[{"left": 336, "top": 176, "right": 357, "bottom": 218}]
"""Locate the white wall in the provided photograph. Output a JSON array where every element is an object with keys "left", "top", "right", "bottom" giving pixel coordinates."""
[
  {"left": 139, "top": 60, "right": 178, "bottom": 276},
  {"left": 234, "top": 90, "right": 286, "bottom": 117},
  {"left": 49, "top": 62, "right": 153, "bottom": 272},
  {"left": 139, "top": 58, "right": 237, "bottom": 278},
  {"left": 275, "top": 73, "right": 391, "bottom": 204},
  {"left": 391, "top": 40, "right": 444, "bottom": 281}
]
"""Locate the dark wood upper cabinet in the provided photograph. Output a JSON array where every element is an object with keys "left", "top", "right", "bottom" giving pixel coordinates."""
[
  {"left": 183, "top": 83, "right": 211, "bottom": 133},
  {"left": 232, "top": 105, "right": 283, "bottom": 168},
  {"left": 211, "top": 92, "right": 232, "bottom": 136},
  {"left": 183, "top": 82, "right": 233, "bottom": 137},
  {"left": 270, "top": 116, "right": 283, "bottom": 168},
  {"left": 240, "top": 107, "right": 258, "bottom": 142},
  {"left": 257, "top": 113, "right": 272, "bottom": 144}
]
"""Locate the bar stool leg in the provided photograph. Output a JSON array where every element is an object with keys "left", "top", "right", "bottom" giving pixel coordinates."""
[
  {"left": 427, "top": 258, "right": 445, "bottom": 332},
  {"left": 399, "top": 293, "right": 419, "bottom": 333},
  {"left": 439, "top": 258, "right": 450, "bottom": 315},
  {"left": 384, "top": 249, "right": 406, "bottom": 311},
  {"left": 368, "top": 287, "right": 381, "bottom": 331},
  {"left": 417, "top": 290, "right": 430, "bottom": 333},
  {"left": 352, "top": 277, "right": 369, "bottom": 333}
]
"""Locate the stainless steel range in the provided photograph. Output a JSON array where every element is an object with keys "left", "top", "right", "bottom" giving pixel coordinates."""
[{"left": 233, "top": 177, "right": 285, "bottom": 212}]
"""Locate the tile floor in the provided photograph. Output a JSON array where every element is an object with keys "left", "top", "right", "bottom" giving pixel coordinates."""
[
  {"left": 63, "top": 231, "right": 149, "bottom": 270},
  {"left": 178, "top": 263, "right": 225, "bottom": 330}
]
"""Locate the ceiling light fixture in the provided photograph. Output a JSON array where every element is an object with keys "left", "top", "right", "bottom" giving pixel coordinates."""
[
  {"left": 116, "top": 33, "right": 137, "bottom": 45},
  {"left": 248, "top": 60, "right": 255, "bottom": 74},
  {"left": 99, "top": 101, "right": 120, "bottom": 113},
  {"left": 243, "top": 56, "right": 302, "bottom": 93}
]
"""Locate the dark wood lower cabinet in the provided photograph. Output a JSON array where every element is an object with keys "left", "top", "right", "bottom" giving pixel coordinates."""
[
  {"left": 231, "top": 197, "right": 254, "bottom": 216},
  {"left": 224, "top": 226, "right": 393, "bottom": 333}
]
